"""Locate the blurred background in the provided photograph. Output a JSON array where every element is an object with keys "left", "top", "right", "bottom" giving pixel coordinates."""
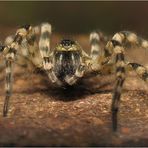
[
  {"left": 0, "top": 2, "right": 148, "bottom": 147},
  {"left": 0, "top": 1, "right": 148, "bottom": 36}
]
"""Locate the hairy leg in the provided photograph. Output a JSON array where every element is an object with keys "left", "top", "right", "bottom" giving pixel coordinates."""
[
  {"left": 39, "top": 23, "right": 62, "bottom": 85},
  {"left": 128, "top": 62, "right": 148, "bottom": 83},
  {"left": 1, "top": 25, "right": 34, "bottom": 116},
  {"left": 64, "top": 64, "right": 85, "bottom": 85}
]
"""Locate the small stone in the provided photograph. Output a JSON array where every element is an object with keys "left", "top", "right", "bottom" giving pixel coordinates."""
[{"left": 121, "top": 127, "right": 130, "bottom": 134}]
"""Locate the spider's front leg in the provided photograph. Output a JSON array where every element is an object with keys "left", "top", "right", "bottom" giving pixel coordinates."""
[
  {"left": 102, "top": 33, "right": 127, "bottom": 131},
  {"left": 64, "top": 64, "right": 86, "bottom": 85},
  {"left": 104, "top": 32, "right": 148, "bottom": 131},
  {"left": 39, "top": 23, "right": 62, "bottom": 86},
  {"left": 3, "top": 52, "right": 14, "bottom": 116},
  {"left": 1, "top": 25, "right": 33, "bottom": 116}
]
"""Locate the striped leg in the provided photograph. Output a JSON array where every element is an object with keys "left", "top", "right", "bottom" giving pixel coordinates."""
[
  {"left": 24, "top": 25, "right": 43, "bottom": 68},
  {"left": 2, "top": 25, "right": 31, "bottom": 116},
  {"left": 43, "top": 57, "right": 62, "bottom": 86},
  {"left": 39, "top": 22, "right": 51, "bottom": 69},
  {"left": 3, "top": 37, "right": 14, "bottom": 115},
  {"left": 5, "top": 35, "right": 28, "bottom": 67},
  {"left": 90, "top": 31, "right": 101, "bottom": 60},
  {"left": 89, "top": 31, "right": 106, "bottom": 71},
  {"left": 103, "top": 31, "right": 148, "bottom": 65},
  {"left": 104, "top": 33, "right": 126, "bottom": 131},
  {"left": 2, "top": 48, "right": 18, "bottom": 117},
  {"left": 128, "top": 63, "right": 148, "bottom": 83},
  {"left": 39, "top": 23, "right": 51, "bottom": 58},
  {"left": 65, "top": 64, "right": 85, "bottom": 85},
  {"left": 1, "top": 25, "right": 44, "bottom": 116},
  {"left": 120, "top": 31, "right": 148, "bottom": 49},
  {"left": 3, "top": 57, "right": 13, "bottom": 116},
  {"left": 4, "top": 26, "right": 40, "bottom": 67},
  {"left": 111, "top": 62, "right": 147, "bottom": 131},
  {"left": 113, "top": 46, "right": 125, "bottom": 131},
  {"left": 100, "top": 32, "right": 148, "bottom": 131},
  {"left": 39, "top": 23, "right": 61, "bottom": 85}
]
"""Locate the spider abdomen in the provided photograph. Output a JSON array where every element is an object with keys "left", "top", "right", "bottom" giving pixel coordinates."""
[{"left": 53, "top": 51, "right": 81, "bottom": 81}]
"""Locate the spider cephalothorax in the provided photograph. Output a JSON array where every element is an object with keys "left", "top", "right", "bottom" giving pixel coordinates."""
[{"left": 0, "top": 23, "right": 147, "bottom": 131}]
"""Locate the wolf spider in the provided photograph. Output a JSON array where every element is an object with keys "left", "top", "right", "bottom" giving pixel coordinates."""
[{"left": 0, "top": 22, "right": 148, "bottom": 131}]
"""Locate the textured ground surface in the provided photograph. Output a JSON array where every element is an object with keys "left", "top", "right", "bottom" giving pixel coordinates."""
[{"left": 0, "top": 31, "right": 148, "bottom": 146}]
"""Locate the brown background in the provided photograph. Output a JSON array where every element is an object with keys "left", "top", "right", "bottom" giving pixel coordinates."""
[{"left": 0, "top": 1, "right": 148, "bottom": 34}]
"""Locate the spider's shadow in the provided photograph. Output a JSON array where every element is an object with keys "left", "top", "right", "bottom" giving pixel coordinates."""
[
  {"left": 14, "top": 70, "right": 114, "bottom": 102},
  {"left": 40, "top": 79, "right": 112, "bottom": 101}
]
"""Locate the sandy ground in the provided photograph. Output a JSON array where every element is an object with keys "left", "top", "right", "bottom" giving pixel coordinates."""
[{"left": 0, "top": 31, "right": 148, "bottom": 146}]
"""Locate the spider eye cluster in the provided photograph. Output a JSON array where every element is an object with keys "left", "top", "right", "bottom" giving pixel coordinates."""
[
  {"left": 20, "top": 24, "right": 31, "bottom": 30},
  {"left": 56, "top": 39, "right": 80, "bottom": 52},
  {"left": 60, "top": 39, "right": 75, "bottom": 47}
]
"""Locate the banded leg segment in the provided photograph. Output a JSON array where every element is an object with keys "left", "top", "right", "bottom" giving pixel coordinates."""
[
  {"left": 38, "top": 23, "right": 61, "bottom": 85},
  {"left": 128, "top": 63, "right": 148, "bottom": 83},
  {"left": 101, "top": 32, "right": 148, "bottom": 131},
  {"left": 109, "top": 34, "right": 126, "bottom": 131},
  {"left": 3, "top": 52, "right": 15, "bottom": 116},
  {"left": 1, "top": 25, "right": 31, "bottom": 57},
  {"left": 39, "top": 23, "right": 51, "bottom": 58},
  {"left": 43, "top": 57, "right": 62, "bottom": 86},
  {"left": 2, "top": 25, "right": 32, "bottom": 116},
  {"left": 90, "top": 31, "right": 101, "bottom": 60},
  {"left": 120, "top": 31, "right": 148, "bottom": 49},
  {"left": 103, "top": 31, "right": 148, "bottom": 65},
  {"left": 65, "top": 64, "right": 85, "bottom": 85},
  {"left": 22, "top": 26, "right": 43, "bottom": 68},
  {"left": 39, "top": 23, "right": 51, "bottom": 69},
  {"left": 2, "top": 24, "right": 50, "bottom": 116},
  {"left": 112, "top": 45, "right": 125, "bottom": 131},
  {"left": 89, "top": 31, "right": 107, "bottom": 71},
  {"left": 5, "top": 35, "right": 29, "bottom": 67},
  {"left": 4, "top": 25, "right": 40, "bottom": 68}
]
